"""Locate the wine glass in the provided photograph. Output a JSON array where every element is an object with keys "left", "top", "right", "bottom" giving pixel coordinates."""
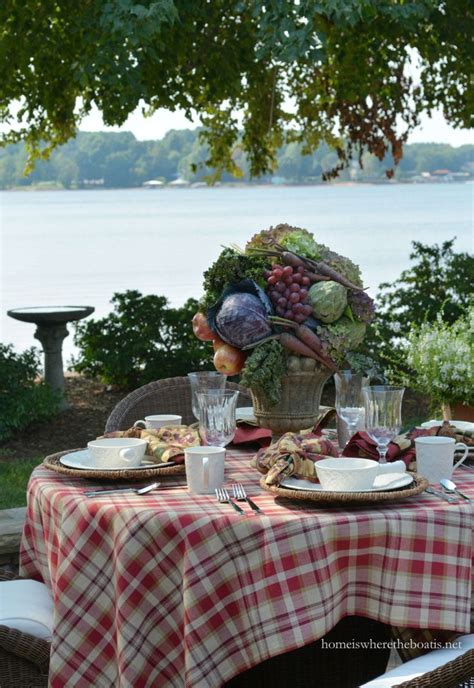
[
  {"left": 334, "top": 371, "right": 368, "bottom": 448},
  {"left": 187, "top": 371, "right": 226, "bottom": 420},
  {"left": 362, "top": 386, "right": 405, "bottom": 464},
  {"left": 197, "top": 390, "right": 239, "bottom": 447}
]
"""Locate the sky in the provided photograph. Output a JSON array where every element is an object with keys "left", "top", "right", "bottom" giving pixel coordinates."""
[{"left": 78, "top": 104, "right": 473, "bottom": 146}]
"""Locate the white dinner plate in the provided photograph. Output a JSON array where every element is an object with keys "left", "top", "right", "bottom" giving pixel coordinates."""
[
  {"left": 280, "top": 472, "right": 413, "bottom": 493},
  {"left": 420, "top": 420, "right": 474, "bottom": 433},
  {"left": 236, "top": 406, "right": 256, "bottom": 423},
  {"left": 59, "top": 450, "right": 174, "bottom": 471}
]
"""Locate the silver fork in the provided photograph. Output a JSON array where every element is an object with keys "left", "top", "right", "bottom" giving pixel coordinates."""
[
  {"left": 232, "top": 483, "right": 263, "bottom": 514},
  {"left": 215, "top": 487, "right": 244, "bottom": 515}
]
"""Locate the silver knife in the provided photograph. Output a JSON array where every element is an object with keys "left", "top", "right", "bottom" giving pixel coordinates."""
[{"left": 84, "top": 482, "right": 160, "bottom": 497}]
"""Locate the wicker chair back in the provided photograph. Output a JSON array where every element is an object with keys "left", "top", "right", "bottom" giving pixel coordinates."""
[{"left": 105, "top": 376, "right": 252, "bottom": 432}]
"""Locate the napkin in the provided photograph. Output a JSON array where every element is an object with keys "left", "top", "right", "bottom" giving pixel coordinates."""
[
  {"left": 233, "top": 406, "right": 337, "bottom": 448},
  {"left": 342, "top": 428, "right": 439, "bottom": 468},
  {"left": 233, "top": 424, "right": 272, "bottom": 447},
  {"left": 252, "top": 432, "right": 339, "bottom": 485},
  {"left": 102, "top": 425, "right": 201, "bottom": 464}
]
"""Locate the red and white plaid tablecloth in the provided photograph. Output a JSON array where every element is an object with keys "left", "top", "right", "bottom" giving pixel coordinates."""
[{"left": 20, "top": 449, "right": 474, "bottom": 688}]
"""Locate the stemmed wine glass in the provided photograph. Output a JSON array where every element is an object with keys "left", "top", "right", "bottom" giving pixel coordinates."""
[
  {"left": 362, "top": 386, "right": 405, "bottom": 464},
  {"left": 187, "top": 371, "right": 226, "bottom": 420},
  {"left": 334, "top": 371, "right": 368, "bottom": 448},
  {"left": 197, "top": 390, "right": 239, "bottom": 447}
]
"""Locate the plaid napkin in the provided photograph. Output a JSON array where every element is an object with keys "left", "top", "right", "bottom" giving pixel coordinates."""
[
  {"left": 102, "top": 425, "right": 200, "bottom": 464},
  {"left": 232, "top": 406, "right": 337, "bottom": 448},
  {"left": 252, "top": 432, "right": 339, "bottom": 485}
]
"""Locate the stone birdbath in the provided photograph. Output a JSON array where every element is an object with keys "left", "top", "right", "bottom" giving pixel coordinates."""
[{"left": 7, "top": 306, "right": 95, "bottom": 409}]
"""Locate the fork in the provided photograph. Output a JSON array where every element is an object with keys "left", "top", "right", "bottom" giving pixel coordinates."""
[
  {"left": 215, "top": 487, "right": 244, "bottom": 514},
  {"left": 232, "top": 483, "right": 263, "bottom": 514}
]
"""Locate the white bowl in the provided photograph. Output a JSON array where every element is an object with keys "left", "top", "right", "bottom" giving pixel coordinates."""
[
  {"left": 315, "top": 457, "right": 380, "bottom": 491},
  {"left": 87, "top": 438, "right": 147, "bottom": 469}
]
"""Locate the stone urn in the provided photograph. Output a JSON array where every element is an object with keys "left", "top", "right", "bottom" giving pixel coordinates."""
[{"left": 250, "top": 364, "right": 333, "bottom": 437}]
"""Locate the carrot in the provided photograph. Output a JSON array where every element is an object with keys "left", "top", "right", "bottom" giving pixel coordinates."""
[
  {"left": 279, "top": 333, "right": 337, "bottom": 372},
  {"left": 279, "top": 333, "right": 319, "bottom": 359},
  {"left": 280, "top": 251, "right": 308, "bottom": 269},
  {"left": 306, "top": 271, "right": 330, "bottom": 282},
  {"left": 305, "top": 258, "right": 364, "bottom": 292},
  {"left": 271, "top": 318, "right": 338, "bottom": 372}
]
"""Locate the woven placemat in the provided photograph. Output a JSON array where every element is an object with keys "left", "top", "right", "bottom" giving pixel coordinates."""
[
  {"left": 43, "top": 449, "right": 185, "bottom": 481},
  {"left": 260, "top": 472, "right": 428, "bottom": 504}
]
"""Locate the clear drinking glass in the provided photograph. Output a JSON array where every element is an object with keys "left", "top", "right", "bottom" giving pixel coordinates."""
[
  {"left": 362, "top": 386, "right": 405, "bottom": 464},
  {"left": 334, "top": 371, "right": 368, "bottom": 448},
  {"left": 188, "top": 371, "right": 226, "bottom": 420},
  {"left": 197, "top": 390, "right": 239, "bottom": 447}
]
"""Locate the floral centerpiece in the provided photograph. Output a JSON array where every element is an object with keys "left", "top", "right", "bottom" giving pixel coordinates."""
[
  {"left": 403, "top": 306, "right": 474, "bottom": 421},
  {"left": 192, "top": 224, "right": 375, "bottom": 434}
]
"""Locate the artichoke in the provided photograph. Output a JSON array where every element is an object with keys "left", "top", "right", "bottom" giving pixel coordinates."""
[
  {"left": 308, "top": 281, "right": 348, "bottom": 323},
  {"left": 348, "top": 291, "right": 376, "bottom": 324}
]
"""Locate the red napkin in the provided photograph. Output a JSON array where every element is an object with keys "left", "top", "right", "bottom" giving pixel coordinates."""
[
  {"left": 232, "top": 424, "right": 272, "bottom": 447},
  {"left": 342, "top": 429, "right": 436, "bottom": 468}
]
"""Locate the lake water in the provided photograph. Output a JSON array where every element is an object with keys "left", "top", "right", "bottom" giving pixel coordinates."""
[{"left": 1, "top": 184, "right": 472, "bottom": 362}]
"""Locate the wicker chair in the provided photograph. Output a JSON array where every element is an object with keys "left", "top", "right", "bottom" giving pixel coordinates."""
[
  {"left": 105, "top": 376, "right": 252, "bottom": 432},
  {"left": 396, "top": 649, "right": 474, "bottom": 687},
  {"left": 0, "top": 571, "right": 50, "bottom": 688},
  {"left": 361, "top": 639, "right": 474, "bottom": 688}
]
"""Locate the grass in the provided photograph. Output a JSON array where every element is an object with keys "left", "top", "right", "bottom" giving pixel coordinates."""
[{"left": 0, "top": 459, "right": 43, "bottom": 509}]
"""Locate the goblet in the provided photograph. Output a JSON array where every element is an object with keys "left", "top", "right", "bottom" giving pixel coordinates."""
[
  {"left": 187, "top": 371, "right": 226, "bottom": 420},
  {"left": 197, "top": 390, "right": 239, "bottom": 447},
  {"left": 334, "top": 371, "right": 368, "bottom": 448},
  {"left": 362, "top": 386, "right": 405, "bottom": 464}
]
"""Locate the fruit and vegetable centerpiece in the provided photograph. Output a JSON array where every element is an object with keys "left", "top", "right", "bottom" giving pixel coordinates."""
[{"left": 192, "top": 224, "right": 375, "bottom": 435}]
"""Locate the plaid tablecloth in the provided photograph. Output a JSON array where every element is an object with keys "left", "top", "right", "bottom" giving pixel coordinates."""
[{"left": 20, "top": 449, "right": 474, "bottom": 688}]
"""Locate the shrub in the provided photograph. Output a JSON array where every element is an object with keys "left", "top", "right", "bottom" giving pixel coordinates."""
[
  {"left": 0, "top": 344, "right": 60, "bottom": 442},
  {"left": 72, "top": 290, "right": 212, "bottom": 389},
  {"left": 365, "top": 238, "right": 473, "bottom": 367}
]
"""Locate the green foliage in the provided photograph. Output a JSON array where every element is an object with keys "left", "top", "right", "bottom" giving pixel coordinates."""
[
  {"left": 367, "top": 238, "right": 474, "bottom": 366},
  {"left": 201, "top": 248, "right": 270, "bottom": 310},
  {"left": 240, "top": 339, "right": 287, "bottom": 406},
  {"left": 0, "top": 2, "right": 472, "bottom": 179},
  {"left": 72, "top": 290, "right": 212, "bottom": 389},
  {"left": 0, "top": 133, "right": 473, "bottom": 189},
  {"left": 0, "top": 345, "right": 60, "bottom": 442}
]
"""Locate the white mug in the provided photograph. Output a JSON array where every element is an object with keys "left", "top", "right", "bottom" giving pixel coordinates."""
[
  {"left": 87, "top": 438, "right": 147, "bottom": 468},
  {"left": 134, "top": 414, "right": 182, "bottom": 430},
  {"left": 184, "top": 446, "right": 225, "bottom": 494},
  {"left": 415, "top": 436, "right": 469, "bottom": 484}
]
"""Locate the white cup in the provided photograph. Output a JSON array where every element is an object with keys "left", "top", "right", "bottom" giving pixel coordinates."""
[
  {"left": 184, "top": 446, "right": 225, "bottom": 494},
  {"left": 87, "top": 438, "right": 147, "bottom": 468},
  {"left": 134, "top": 414, "right": 182, "bottom": 429},
  {"left": 415, "top": 436, "right": 469, "bottom": 484},
  {"left": 315, "top": 457, "right": 406, "bottom": 491}
]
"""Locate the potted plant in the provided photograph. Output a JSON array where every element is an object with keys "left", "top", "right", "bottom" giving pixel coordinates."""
[
  {"left": 192, "top": 224, "right": 375, "bottom": 435},
  {"left": 403, "top": 306, "right": 474, "bottom": 421}
]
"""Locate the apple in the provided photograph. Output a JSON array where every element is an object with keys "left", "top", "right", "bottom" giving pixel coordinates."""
[
  {"left": 213, "top": 344, "right": 246, "bottom": 375},
  {"left": 192, "top": 312, "right": 214, "bottom": 341},
  {"left": 212, "top": 336, "right": 225, "bottom": 351}
]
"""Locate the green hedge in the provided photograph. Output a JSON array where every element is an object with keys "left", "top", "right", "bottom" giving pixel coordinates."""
[
  {"left": 0, "top": 344, "right": 60, "bottom": 442},
  {"left": 73, "top": 291, "right": 212, "bottom": 389}
]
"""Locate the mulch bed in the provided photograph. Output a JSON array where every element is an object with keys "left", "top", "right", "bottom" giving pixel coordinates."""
[
  {"left": 0, "top": 376, "right": 124, "bottom": 462},
  {"left": 0, "top": 376, "right": 429, "bottom": 463}
]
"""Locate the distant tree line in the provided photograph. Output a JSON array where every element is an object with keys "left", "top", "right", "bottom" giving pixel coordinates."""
[{"left": 0, "top": 130, "right": 472, "bottom": 190}]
